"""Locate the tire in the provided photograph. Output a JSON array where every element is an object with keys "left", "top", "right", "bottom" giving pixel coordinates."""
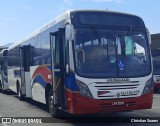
[
  {"left": 17, "top": 84, "right": 24, "bottom": 101},
  {"left": 47, "top": 89, "right": 62, "bottom": 118},
  {"left": 0, "top": 82, "right": 5, "bottom": 94}
]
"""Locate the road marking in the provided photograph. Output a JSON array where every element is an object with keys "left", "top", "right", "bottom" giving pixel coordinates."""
[
  {"left": 0, "top": 114, "right": 8, "bottom": 126},
  {"left": 131, "top": 111, "right": 154, "bottom": 117}
]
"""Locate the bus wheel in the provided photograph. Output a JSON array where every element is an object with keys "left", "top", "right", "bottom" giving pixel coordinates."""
[
  {"left": 18, "top": 84, "right": 24, "bottom": 101},
  {"left": 48, "top": 89, "right": 60, "bottom": 118},
  {"left": 0, "top": 83, "right": 5, "bottom": 94}
]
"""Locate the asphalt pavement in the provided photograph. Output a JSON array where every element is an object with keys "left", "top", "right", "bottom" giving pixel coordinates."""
[{"left": 0, "top": 91, "right": 160, "bottom": 126}]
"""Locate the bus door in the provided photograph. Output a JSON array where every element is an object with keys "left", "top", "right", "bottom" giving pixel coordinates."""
[
  {"left": 50, "top": 28, "right": 66, "bottom": 110},
  {"left": 19, "top": 45, "right": 32, "bottom": 97}
]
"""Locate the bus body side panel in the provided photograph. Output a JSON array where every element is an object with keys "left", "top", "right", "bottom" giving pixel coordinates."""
[
  {"left": 8, "top": 68, "right": 21, "bottom": 93},
  {"left": 30, "top": 65, "right": 52, "bottom": 104},
  {"left": 3, "top": 77, "right": 9, "bottom": 90}
]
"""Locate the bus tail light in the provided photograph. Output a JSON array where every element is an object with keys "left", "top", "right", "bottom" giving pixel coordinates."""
[
  {"left": 77, "top": 80, "right": 93, "bottom": 98},
  {"left": 142, "top": 78, "right": 153, "bottom": 95}
]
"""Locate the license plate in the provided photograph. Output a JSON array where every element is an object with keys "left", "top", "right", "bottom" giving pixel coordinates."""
[{"left": 112, "top": 101, "right": 124, "bottom": 106}]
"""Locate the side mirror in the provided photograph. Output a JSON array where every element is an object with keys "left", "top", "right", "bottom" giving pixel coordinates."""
[{"left": 65, "top": 20, "right": 74, "bottom": 41}]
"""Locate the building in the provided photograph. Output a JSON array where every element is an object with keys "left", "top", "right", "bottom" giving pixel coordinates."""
[
  {"left": 0, "top": 43, "right": 14, "bottom": 52},
  {"left": 0, "top": 46, "right": 7, "bottom": 52},
  {"left": 151, "top": 33, "right": 160, "bottom": 49}
]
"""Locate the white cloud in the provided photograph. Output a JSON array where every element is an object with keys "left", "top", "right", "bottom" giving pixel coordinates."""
[
  {"left": 63, "top": 0, "right": 73, "bottom": 6},
  {"left": 22, "top": 6, "right": 31, "bottom": 10},
  {"left": 80, "top": 0, "right": 122, "bottom": 3},
  {"left": 57, "top": 0, "right": 73, "bottom": 13},
  {"left": 3, "top": 17, "right": 19, "bottom": 21},
  {"left": 58, "top": 5, "right": 68, "bottom": 12},
  {"left": 0, "top": 23, "right": 4, "bottom": 26}
]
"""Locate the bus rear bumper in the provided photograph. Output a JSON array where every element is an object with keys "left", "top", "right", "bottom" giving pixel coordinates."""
[{"left": 66, "top": 90, "right": 153, "bottom": 115}]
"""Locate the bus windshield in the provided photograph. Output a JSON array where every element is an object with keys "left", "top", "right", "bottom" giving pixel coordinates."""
[
  {"left": 74, "top": 28, "right": 151, "bottom": 78},
  {"left": 152, "top": 50, "right": 160, "bottom": 75}
]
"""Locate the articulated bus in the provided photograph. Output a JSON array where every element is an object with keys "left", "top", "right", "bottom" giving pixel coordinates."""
[
  {"left": 0, "top": 49, "right": 8, "bottom": 93},
  {"left": 7, "top": 10, "right": 153, "bottom": 117}
]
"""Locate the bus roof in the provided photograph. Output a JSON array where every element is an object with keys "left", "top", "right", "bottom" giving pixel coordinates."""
[
  {"left": 71, "top": 9, "right": 141, "bottom": 18},
  {"left": 8, "top": 9, "right": 143, "bottom": 50}
]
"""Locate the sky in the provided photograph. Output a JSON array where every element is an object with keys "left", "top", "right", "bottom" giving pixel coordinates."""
[{"left": 0, "top": 0, "right": 159, "bottom": 46}]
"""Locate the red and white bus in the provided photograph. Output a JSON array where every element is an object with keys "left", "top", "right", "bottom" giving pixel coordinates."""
[{"left": 7, "top": 10, "right": 153, "bottom": 117}]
